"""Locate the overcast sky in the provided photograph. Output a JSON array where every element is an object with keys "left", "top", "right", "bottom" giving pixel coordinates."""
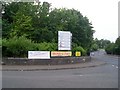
[{"left": 39, "top": 0, "right": 119, "bottom": 42}]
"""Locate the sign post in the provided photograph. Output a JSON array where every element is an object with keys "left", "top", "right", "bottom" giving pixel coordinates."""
[{"left": 58, "top": 31, "right": 72, "bottom": 50}]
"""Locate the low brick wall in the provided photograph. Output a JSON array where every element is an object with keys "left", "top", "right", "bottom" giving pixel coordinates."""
[{"left": 2, "top": 56, "right": 91, "bottom": 65}]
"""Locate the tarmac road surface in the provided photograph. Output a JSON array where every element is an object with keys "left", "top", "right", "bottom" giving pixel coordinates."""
[{"left": 2, "top": 50, "right": 118, "bottom": 88}]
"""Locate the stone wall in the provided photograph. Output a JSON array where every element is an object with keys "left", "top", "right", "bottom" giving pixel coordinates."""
[{"left": 2, "top": 56, "right": 91, "bottom": 65}]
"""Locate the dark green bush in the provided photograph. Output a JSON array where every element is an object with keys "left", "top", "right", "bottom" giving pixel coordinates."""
[
  {"left": 0, "top": 38, "right": 2, "bottom": 46},
  {"left": 72, "top": 46, "right": 86, "bottom": 56},
  {"left": 91, "top": 43, "right": 99, "bottom": 51},
  {"left": 2, "top": 36, "right": 36, "bottom": 57},
  {"left": 105, "top": 43, "right": 116, "bottom": 54},
  {"left": 115, "top": 36, "right": 120, "bottom": 55},
  {"left": 2, "top": 37, "right": 58, "bottom": 57},
  {"left": 105, "top": 37, "right": 120, "bottom": 55},
  {"left": 36, "top": 42, "right": 57, "bottom": 51}
]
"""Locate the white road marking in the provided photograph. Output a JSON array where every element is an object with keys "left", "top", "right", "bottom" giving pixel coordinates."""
[
  {"left": 116, "top": 66, "right": 118, "bottom": 69},
  {"left": 75, "top": 75, "right": 84, "bottom": 76},
  {"left": 112, "top": 65, "right": 118, "bottom": 69},
  {"left": 112, "top": 65, "right": 115, "bottom": 67},
  {"left": 79, "top": 75, "right": 83, "bottom": 76},
  {"left": 73, "top": 74, "right": 84, "bottom": 77}
]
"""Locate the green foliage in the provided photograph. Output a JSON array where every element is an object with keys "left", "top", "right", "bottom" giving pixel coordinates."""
[
  {"left": 31, "top": 28, "right": 54, "bottom": 43},
  {"left": 91, "top": 43, "right": 99, "bottom": 51},
  {"left": 105, "top": 36, "right": 120, "bottom": 55},
  {"left": 2, "top": 2, "right": 94, "bottom": 43},
  {"left": 2, "top": 1, "right": 94, "bottom": 57},
  {"left": 49, "top": 8, "right": 94, "bottom": 49},
  {"left": 2, "top": 19, "right": 12, "bottom": 38},
  {"left": 36, "top": 42, "right": 57, "bottom": 51},
  {"left": 94, "top": 38, "right": 111, "bottom": 49},
  {"left": 0, "top": 38, "right": 2, "bottom": 46},
  {"left": 114, "top": 36, "right": 120, "bottom": 55},
  {"left": 2, "top": 36, "right": 36, "bottom": 57},
  {"left": 72, "top": 46, "right": 86, "bottom": 56},
  {"left": 2, "top": 37, "right": 58, "bottom": 57},
  {"left": 105, "top": 43, "right": 116, "bottom": 54},
  {"left": 10, "top": 13, "right": 33, "bottom": 37}
]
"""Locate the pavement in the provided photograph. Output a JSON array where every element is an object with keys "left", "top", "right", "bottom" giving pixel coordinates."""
[{"left": 0, "top": 57, "right": 106, "bottom": 71}]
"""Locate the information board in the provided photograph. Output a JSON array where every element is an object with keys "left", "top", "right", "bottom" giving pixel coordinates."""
[
  {"left": 51, "top": 51, "right": 72, "bottom": 57},
  {"left": 58, "top": 31, "right": 72, "bottom": 50},
  {"left": 28, "top": 51, "right": 50, "bottom": 59}
]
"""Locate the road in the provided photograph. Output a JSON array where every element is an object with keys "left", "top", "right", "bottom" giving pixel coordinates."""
[{"left": 2, "top": 50, "right": 118, "bottom": 88}]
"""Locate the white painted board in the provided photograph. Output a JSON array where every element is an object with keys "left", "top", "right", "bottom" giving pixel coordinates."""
[
  {"left": 58, "top": 31, "right": 72, "bottom": 50},
  {"left": 28, "top": 51, "right": 50, "bottom": 59}
]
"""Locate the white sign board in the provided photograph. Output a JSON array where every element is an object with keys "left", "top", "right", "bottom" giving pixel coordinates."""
[
  {"left": 58, "top": 31, "right": 72, "bottom": 50},
  {"left": 28, "top": 51, "right": 50, "bottom": 59}
]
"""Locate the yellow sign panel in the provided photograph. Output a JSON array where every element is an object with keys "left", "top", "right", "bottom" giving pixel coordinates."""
[
  {"left": 75, "top": 52, "right": 81, "bottom": 56},
  {"left": 51, "top": 51, "right": 72, "bottom": 56}
]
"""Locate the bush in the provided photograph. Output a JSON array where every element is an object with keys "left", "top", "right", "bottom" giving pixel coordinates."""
[
  {"left": 115, "top": 36, "right": 120, "bottom": 55},
  {"left": 91, "top": 43, "right": 99, "bottom": 51},
  {"left": 2, "top": 36, "right": 88, "bottom": 57},
  {"left": 36, "top": 42, "right": 57, "bottom": 51},
  {"left": 2, "top": 36, "right": 36, "bottom": 57},
  {"left": 2, "top": 37, "right": 58, "bottom": 57},
  {"left": 72, "top": 46, "right": 86, "bottom": 56},
  {"left": 105, "top": 43, "right": 116, "bottom": 54},
  {"left": 0, "top": 38, "right": 2, "bottom": 46}
]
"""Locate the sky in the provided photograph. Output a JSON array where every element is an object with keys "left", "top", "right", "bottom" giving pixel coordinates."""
[{"left": 39, "top": 0, "right": 119, "bottom": 42}]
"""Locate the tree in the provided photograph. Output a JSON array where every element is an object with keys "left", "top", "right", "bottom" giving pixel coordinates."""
[
  {"left": 49, "top": 8, "right": 94, "bottom": 50},
  {"left": 30, "top": 2, "right": 54, "bottom": 43},
  {"left": 10, "top": 11, "right": 33, "bottom": 37},
  {"left": 94, "top": 38, "right": 111, "bottom": 49},
  {"left": 2, "top": 1, "right": 95, "bottom": 57},
  {"left": 2, "top": 2, "right": 34, "bottom": 38},
  {"left": 115, "top": 36, "right": 120, "bottom": 55},
  {"left": 105, "top": 43, "right": 116, "bottom": 54},
  {"left": 2, "top": 2, "right": 20, "bottom": 38}
]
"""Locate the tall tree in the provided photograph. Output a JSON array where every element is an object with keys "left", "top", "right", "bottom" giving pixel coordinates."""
[
  {"left": 2, "top": 2, "right": 34, "bottom": 38},
  {"left": 115, "top": 36, "right": 120, "bottom": 55},
  {"left": 31, "top": 2, "right": 54, "bottom": 43},
  {"left": 2, "top": 1, "right": 95, "bottom": 51},
  {"left": 2, "top": 2, "right": 20, "bottom": 38},
  {"left": 49, "top": 8, "right": 94, "bottom": 49}
]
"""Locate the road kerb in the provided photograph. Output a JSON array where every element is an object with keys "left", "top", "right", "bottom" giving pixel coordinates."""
[{"left": 1, "top": 60, "right": 107, "bottom": 71}]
